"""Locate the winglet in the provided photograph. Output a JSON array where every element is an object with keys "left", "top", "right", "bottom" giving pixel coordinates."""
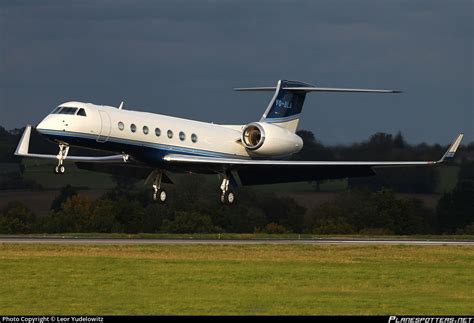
[
  {"left": 15, "top": 125, "right": 32, "bottom": 156},
  {"left": 439, "top": 133, "right": 464, "bottom": 163}
]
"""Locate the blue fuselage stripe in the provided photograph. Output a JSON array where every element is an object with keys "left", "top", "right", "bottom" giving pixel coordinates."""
[{"left": 38, "top": 129, "right": 250, "bottom": 163}]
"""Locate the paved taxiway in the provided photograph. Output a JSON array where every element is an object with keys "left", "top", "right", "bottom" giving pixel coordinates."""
[{"left": 0, "top": 237, "right": 473, "bottom": 246}]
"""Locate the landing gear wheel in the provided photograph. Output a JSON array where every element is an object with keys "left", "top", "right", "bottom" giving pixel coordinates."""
[
  {"left": 55, "top": 165, "right": 65, "bottom": 174},
  {"left": 153, "top": 188, "right": 167, "bottom": 203},
  {"left": 221, "top": 191, "right": 235, "bottom": 205}
]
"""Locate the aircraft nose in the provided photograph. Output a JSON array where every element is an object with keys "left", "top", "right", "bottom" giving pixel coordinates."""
[{"left": 36, "top": 116, "right": 51, "bottom": 134}]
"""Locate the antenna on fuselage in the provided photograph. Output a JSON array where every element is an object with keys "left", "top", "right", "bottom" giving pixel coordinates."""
[{"left": 118, "top": 101, "right": 124, "bottom": 110}]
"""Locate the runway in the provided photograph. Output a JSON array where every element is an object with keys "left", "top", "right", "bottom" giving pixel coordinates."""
[{"left": 0, "top": 237, "right": 473, "bottom": 246}]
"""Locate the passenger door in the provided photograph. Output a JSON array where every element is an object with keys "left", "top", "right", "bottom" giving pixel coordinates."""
[{"left": 97, "top": 110, "right": 111, "bottom": 143}]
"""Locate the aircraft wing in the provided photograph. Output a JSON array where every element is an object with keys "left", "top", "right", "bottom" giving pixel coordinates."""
[
  {"left": 163, "top": 134, "right": 464, "bottom": 185},
  {"left": 15, "top": 125, "right": 127, "bottom": 163}
]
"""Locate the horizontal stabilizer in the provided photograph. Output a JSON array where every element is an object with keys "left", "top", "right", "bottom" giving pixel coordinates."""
[
  {"left": 283, "top": 87, "right": 401, "bottom": 93},
  {"left": 235, "top": 85, "right": 401, "bottom": 93},
  {"left": 234, "top": 87, "right": 277, "bottom": 92}
]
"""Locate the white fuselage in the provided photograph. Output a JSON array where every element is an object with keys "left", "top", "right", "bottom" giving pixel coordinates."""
[{"left": 36, "top": 101, "right": 302, "bottom": 164}]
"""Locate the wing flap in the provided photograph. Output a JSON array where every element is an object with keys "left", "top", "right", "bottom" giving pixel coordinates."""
[
  {"left": 163, "top": 154, "right": 436, "bottom": 167},
  {"left": 163, "top": 133, "right": 463, "bottom": 185}
]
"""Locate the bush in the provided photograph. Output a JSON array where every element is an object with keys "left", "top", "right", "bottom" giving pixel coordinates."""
[
  {"left": 436, "top": 181, "right": 474, "bottom": 233},
  {"left": 263, "top": 223, "right": 288, "bottom": 234},
  {"left": 455, "top": 222, "right": 474, "bottom": 235},
  {"left": 50, "top": 185, "right": 78, "bottom": 211},
  {"left": 162, "top": 211, "right": 219, "bottom": 233},
  {"left": 0, "top": 201, "right": 36, "bottom": 234},
  {"left": 306, "top": 189, "right": 434, "bottom": 234}
]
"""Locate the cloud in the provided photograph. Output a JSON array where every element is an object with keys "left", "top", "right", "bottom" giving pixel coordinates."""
[{"left": 0, "top": 0, "right": 472, "bottom": 144}]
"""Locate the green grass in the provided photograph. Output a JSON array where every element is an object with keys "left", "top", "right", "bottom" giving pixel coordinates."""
[{"left": 0, "top": 244, "right": 472, "bottom": 315}]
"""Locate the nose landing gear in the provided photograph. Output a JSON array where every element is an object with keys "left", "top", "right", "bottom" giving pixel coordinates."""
[{"left": 54, "top": 144, "right": 69, "bottom": 175}]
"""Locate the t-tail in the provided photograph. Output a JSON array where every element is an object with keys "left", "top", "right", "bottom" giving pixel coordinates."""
[{"left": 235, "top": 79, "right": 401, "bottom": 133}]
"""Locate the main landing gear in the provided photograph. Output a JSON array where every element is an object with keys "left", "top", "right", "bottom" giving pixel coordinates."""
[
  {"left": 220, "top": 176, "right": 235, "bottom": 205},
  {"left": 151, "top": 171, "right": 167, "bottom": 203},
  {"left": 54, "top": 144, "right": 69, "bottom": 175}
]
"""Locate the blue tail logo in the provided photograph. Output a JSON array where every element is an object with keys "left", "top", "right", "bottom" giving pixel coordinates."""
[{"left": 262, "top": 80, "right": 310, "bottom": 122}]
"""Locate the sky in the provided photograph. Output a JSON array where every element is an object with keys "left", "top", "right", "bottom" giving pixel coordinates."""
[{"left": 0, "top": 0, "right": 472, "bottom": 145}]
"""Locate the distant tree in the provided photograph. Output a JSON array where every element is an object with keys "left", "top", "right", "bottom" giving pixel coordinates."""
[
  {"left": 393, "top": 131, "right": 406, "bottom": 149},
  {"left": 256, "top": 192, "right": 306, "bottom": 233},
  {"left": 306, "top": 188, "right": 434, "bottom": 234},
  {"left": 367, "top": 132, "right": 393, "bottom": 155},
  {"left": 161, "top": 211, "right": 219, "bottom": 233},
  {"left": 458, "top": 161, "right": 474, "bottom": 184},
  {"left": 436, "top": 181, "right": 474, "bottom": 233},
  {"left": 296, "top": 130, "right": 316, "bottom": 142},
  {"left": 0, "top": 201, "right": 37, "bottom": 234},
  {"left": 217, "top": 204, "right": 268, "bottom": 233},
  {"left": 58, "top": 195, "right": 94, "bottom": 232},
  {"left": 50, "top": 185, "right": 78, "bottom": 211},
  {"left": 294, "top": 130, "right": 334, "bottom": 161},
  {"left": 263, "top": 222, "right": 288, "bottom": 234},
  {"left": 88, "top": 199, "right": 116, "bottom": 233},
  {"left": 111, "top": 197, "right": 146, "bottom": 233}
]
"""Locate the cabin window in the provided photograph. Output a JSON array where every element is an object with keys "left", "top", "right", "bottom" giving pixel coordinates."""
[
  {"left": 143, "top": 126, "right": 149, "bottom": 135},
  {"left": 179, "top": 131, "right": 186, "bottom": 141},
  {"left": 118, "top": 122, "right": 124, "bottom": 130},
  {"left": 167, "top": 130, "right": 173, "bottom": 139},
  {"left": 77, "top": 108, "right": 87, "bottom": 116},
  {"left": 191, "top": 133, "right": 198, "bottom": 143},
  {"left": 155, "top": 128, "right": 161, "bottom": 137},
  {"left": 130, "top": 124, "right": 137, "bottom": 133}
]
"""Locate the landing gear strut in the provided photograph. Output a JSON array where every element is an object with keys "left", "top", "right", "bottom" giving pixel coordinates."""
[
  {"left": 54, "top": 144, "right": 69, "bottom": 175},
  {"left": 220, "top": 175, "right": 235, "bottom": 205},
  {"left": 152, "top": 171, "right": 167, "bottom": 203}
]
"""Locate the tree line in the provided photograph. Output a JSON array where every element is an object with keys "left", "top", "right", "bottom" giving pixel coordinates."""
[
  {"left": 1, "top": 171, "right": 473, "bottom": 235},
  {"left": 0, "top": 125, "right": 473, "bottom": 235}
]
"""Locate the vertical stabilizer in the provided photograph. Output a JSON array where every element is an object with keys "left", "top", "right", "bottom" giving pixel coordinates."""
[{"left": 259, "top": 80, "right": 310, "bottom": 132}]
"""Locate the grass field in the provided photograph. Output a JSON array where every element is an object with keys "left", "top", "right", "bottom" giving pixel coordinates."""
[{"left": 0, "top": 244, "right": 472, "bottom": 315}]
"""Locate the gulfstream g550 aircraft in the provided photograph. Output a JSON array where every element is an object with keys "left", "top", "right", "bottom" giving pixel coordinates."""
[{"left": 15, "top": 80, "right": 463, "bottom": 204}]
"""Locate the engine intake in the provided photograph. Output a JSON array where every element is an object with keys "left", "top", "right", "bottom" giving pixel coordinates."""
[
  {"left": 242, "top": 123, "right": 265, "bottom": 150},
  {"left": 241, "top": 122, "right": 303, "bottom": 157}
]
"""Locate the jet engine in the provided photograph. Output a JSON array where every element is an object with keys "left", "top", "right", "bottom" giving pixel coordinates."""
[{"left": 241, "top": 122, "right": 303, "bottom": 157}]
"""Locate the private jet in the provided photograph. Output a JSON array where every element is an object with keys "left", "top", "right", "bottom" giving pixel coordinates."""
[{"left": 15, "top": 80, "right": 463, "bottom": 204}]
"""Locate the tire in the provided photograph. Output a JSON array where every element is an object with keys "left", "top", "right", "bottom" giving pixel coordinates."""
[
  {"left": 158, "top": 189, "right": 167, "bottom": 203},
  {"left": 226, "top": 191, "right": 235, "bottom": 204},
  {"left": 59, "top": 165, "right": 65, "bottom": 174},
  {"left": 153, "top": 189, "right": 167, "bottom": 203},
  {"left": 221, "top": 191, "right": 235, "bottom": 205}
]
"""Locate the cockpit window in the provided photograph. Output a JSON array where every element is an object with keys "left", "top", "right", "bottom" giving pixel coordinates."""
[
  {"left": 77, "top": 108, "right": 87, "bottom": 116},
  {"left": 51, "top": 107, "right": 62, "bottom": 114},
  {"left": 56, "top": 107, "right": 78, "bottom": 115}
]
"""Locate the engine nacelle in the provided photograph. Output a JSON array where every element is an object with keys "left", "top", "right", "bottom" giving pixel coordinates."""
[{"left": 241, "top": 122, "right": 303, "bottom": 158}]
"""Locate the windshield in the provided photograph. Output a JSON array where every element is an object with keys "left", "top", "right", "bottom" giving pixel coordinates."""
[{"left": 53, "top": 107, "right": 78, "bottom": 115}]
